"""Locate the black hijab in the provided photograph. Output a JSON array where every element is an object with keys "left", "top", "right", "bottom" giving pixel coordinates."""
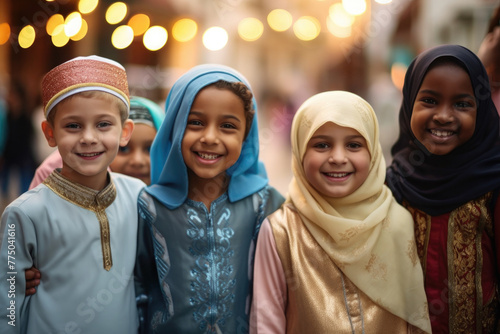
[{"left": 386, "top": 44, "right": 500, "bottom": 216}]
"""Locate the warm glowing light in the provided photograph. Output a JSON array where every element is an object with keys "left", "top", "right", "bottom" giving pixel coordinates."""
[
  {"left": 19, "top": 25, "right": 35, "bottom": 48},
  {"left": 128, "top": 14, "right": 150, "bottom": 36},
  {"left": 203, "top": 27, "right": 228, "bottom": 51},
  {"left": 238, "top": 18, "right": 263, "bottom": 42},
  {"left": 71, "top": 18, "right": 88, "bottom": 41},
  {"left": 65, "top": 12, "right": 83, "bottom": 37},
  {"left": 46, "top": 14, "right": 64, "bottom": 36},
  {"left": 326, "top": 17, "right": 352, "bottom": 38},
  {"left": 391, "top": 62, "right": 407, "bottom": 90},
  {"left": 172, "top": 18, "right": 197, "bottom": 42},
  {"left": 106, "top": 2, "right": 128, "bottom": 25},
  {"left": 0, "top": 23, "right": 10, "bottom": 45},
  {"left": 267, "top": 9, "right": 293, "bottom": 32},
  {"left": 111, "top": 25, "right": 134, "bottom": 49},
  {"left": 293, "top": 16, "right": 321, "bottom": 41},
  {"left": 143, "top": 26, "right": 168, "bottom": 51},
  {"left": 342, "top": 0, "right": 367, "bottom": 16},
  {"left": 79, "top": 0, "right": 99, "bottom": 14},
  {"left": 375, "top": 0, "right": 392, "bottom": 3},
  {"left": 52, "top": 27, "right": 69, "bottom": 47},
  {"left": 329, "top": 3, "right": 354, "bottom": 28},
  {"left": 52, "top": 24, "right": 65, "bottom": 37}
]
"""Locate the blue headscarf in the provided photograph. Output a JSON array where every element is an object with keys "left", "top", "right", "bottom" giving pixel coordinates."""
[
  {"left": 386, "top": 45, "right": 500, "bottom": 215},
  {"left": 146, "top": 64, "right": 268, "bottom": 209}
]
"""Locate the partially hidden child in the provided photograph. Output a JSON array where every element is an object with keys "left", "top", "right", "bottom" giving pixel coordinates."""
[
  {"left": 134, "top": 64, "right": 285, "bottom": 333},
  {"left": 0, "top": 56, "right": 145, "bottom": 333},
  {"left": 386, "top": 44, "right": 500, "bottom": 333},
  {"left": 250, "top": 91, "right": 431, "bottom": 333}
]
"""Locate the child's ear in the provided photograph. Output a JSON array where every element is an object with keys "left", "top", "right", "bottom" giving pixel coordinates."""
[
  {"left": 41, "top": 120, "right": 57, "bottom": 147},
  {"left": 120, "top": 119, "right": 134, "bottom": 147}
]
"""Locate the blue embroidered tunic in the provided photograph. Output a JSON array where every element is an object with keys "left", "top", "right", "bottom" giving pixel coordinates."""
[{"left": 135, "top": 186, "right": 284, "bottom": 334}]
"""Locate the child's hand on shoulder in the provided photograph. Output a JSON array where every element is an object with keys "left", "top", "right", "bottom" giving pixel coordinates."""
[{"left": 25, "top": 266, "right": 41, "bottom": 296}]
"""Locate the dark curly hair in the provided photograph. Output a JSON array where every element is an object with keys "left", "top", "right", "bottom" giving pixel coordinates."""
[{"left": 207, "top": 80, "right": 255, "bottom": 139}]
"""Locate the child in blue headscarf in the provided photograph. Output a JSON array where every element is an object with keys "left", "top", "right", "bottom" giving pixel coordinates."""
[{"left": 135, "top": 64, "right": 285, "bottom": 333}]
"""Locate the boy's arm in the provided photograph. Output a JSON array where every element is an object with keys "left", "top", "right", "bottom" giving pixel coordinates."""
[{"left": 0, "top": 206, "right": 36, "bottom": 333}]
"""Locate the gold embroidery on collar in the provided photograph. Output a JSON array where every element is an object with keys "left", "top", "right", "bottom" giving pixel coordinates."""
[{"left": 43, "top": 170, "right": 116, "bottom": 271}]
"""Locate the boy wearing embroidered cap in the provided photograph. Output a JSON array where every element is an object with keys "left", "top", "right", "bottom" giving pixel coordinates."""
[
  {"left": 28, "top": 95, "right": 165, "bottom": 188},
  {"left": 0, "top": 56, "right": 144, "bottom": 333}
]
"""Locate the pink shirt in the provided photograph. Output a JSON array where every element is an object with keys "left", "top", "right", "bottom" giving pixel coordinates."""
[
  {"left": 250, "top": 219, "right": 287, "bottom": 334},
  {"left": 29, "top": 150, "right": 63, "bottom": 189}
]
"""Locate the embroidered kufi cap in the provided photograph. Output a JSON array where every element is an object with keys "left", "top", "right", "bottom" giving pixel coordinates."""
[{"left": 42, "top": 55, "right": 130, "bottom": 118}]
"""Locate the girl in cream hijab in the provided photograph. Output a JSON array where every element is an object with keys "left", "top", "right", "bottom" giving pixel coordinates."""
[{"left": 250, "top": 91, "right": 431, "bottom": 333}]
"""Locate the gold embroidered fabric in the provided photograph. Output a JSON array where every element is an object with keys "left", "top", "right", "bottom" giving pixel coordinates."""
[
  {"left": 409, "top": 193, "right": 499, "bottom": 333},
  {"left": 405, "top": 203, "right": 431, "bottom": 274},
  {"left": 269, "top": 204, "right": 426, "bottom": 334},
  {"left": 43, "top": 170, "right": 116, "bottom": 271}
]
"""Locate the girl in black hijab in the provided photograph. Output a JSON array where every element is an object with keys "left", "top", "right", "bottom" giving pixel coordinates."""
[{"left": 386, "top": 44, "right": 500, "bottom": 333}]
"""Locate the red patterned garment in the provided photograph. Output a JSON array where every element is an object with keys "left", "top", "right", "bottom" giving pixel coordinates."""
[{"left": 405, "top": 193, "right": 500, "bottom": 334}]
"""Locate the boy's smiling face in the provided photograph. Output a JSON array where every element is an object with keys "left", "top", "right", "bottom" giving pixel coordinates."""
[
  {"left": 42, "top": 95, "right": 133, "bottom": 190},
  {"left": 182, "top": 86, "right": 246, "bottom": 184}
]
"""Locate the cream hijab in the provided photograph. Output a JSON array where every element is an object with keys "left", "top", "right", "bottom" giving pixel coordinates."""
[{"left": 288, "top": 91, "right": 431, "bottom": 333}]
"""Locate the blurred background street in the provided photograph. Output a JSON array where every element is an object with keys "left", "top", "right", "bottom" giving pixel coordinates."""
[{"left": 0, "top": 0, "right": 496, "bottom": 211}]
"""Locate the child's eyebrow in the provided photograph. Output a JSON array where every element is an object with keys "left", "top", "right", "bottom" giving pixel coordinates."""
[
  {"left": 455, "top": 93, "right": 476, "bottom": 100},
  {"left": 417, "top": 89, "right": 440, "bottom": 96},
  {"left": 59, "top": 115, "right": 81, "bottom": 122},
  {"left": 417, "top": 89, "right": 475, "bottom": 100},
  {"left": 309, "top": 134, "right": 330, "bottom": 140},
  {"left": 222, "top": 114, "right": 243, "bottom": 123},
  {"left": 188, "top": 110, "right": 243, "bottom": 123},
  {"left": 310, "top": 134, "right": 364, "bottom": 141}
]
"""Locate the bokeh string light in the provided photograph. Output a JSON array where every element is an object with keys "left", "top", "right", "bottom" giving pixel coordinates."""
[
  {"left": 1, "top": 0, "right": 385, "bottom": 51},
  {"left": 172, "top": 18, "right": 197, "bottom": 43}
]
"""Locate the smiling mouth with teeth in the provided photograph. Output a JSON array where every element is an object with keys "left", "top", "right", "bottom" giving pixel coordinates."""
[
  {"left": 430, "top": 129, "right": 454, "bottom": 137},
  {"left": 78, "top": 152, "right": 101, "bottom": 157},
  {"left": 197, "top": 152, "right": 220, "bottom": 160},
  {"left": 324, "top": 172, "right": 349, "bottom": 178}
]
